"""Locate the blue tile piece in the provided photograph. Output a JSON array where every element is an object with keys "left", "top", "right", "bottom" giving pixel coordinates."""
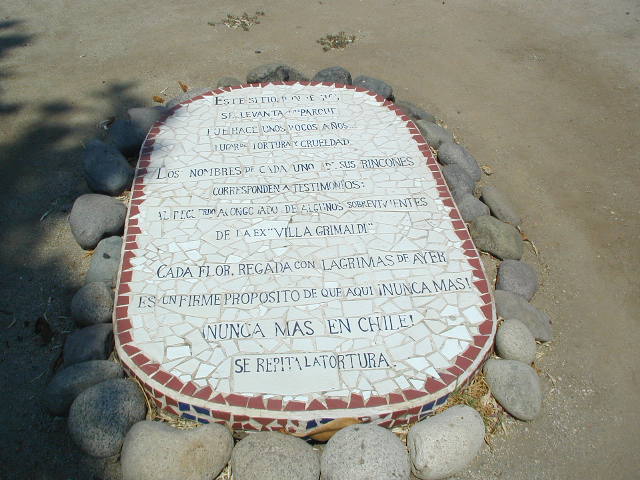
[
  {"left": 194, "top": 406, "right": 209, "bottom": 415},
  {"left": 306, "top": 420, "right": 318, "bottom": 430},
  {"left": 435, "top": 394, "right": 449, "bottom": 406},
  {"left": 421, "top": 401, "right": 436, "bottom": 412},
  {"left": 181, "top": 413, "right": 196, "bottom": 420},
  {"left": 319, "top": 418, "right": 334, "bottom": 424},
  {"left": 197, "top": 417, "right": 210, "bottom": 424},
  {"left": 178, "top": 402, "right": 191, "bottom": 411}
]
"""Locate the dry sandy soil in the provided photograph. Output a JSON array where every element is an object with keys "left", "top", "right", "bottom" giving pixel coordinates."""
[{"left": 0, "top": 1, "right": 638, "bottom": 479}]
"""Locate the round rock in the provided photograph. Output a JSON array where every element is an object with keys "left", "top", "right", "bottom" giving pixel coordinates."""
[
  {"left": 246, "top": 63, "right": 308, "bottom": 83},
  {"left": 484, "top": 358, "right": 542, "bottom": 421},
  {"left": 105, "top": 119, "right": 144, "bottom": 158},
  {"left": 312, "top": 66, "right": 352, "bottom": 84},
  {"left": 216, "top": 76, "right": 242, "bottom": 88},
  {"left": 496, "top": 259, "right": 538, "bottom": 300},
  {"left": 63, "top": 323, "right": 114, "bottom": 368},
  {"left": 83, "top": 139, "right": 134, "bottom": 195},
  {"left": 122, "top": 420, "right": 233, "bottom": 480},
  {"left": 85, "top": 236, "right": 123, "bottom": 287},
  {"left": 68, "top": 378, "right": 147, "bottom": 458},
  {"left": 481, "top": 185, "right": 522, "bottom": 226},
  {"left": 437, "top": 142, "right": 481, "bottom": 182},
  {"left": 457, "top": 194, "right": 490, "bottom": 222},
  {"left": 44, "top": 360, "right": 124, "bottom": 416},
  {"left": 496, "top": 319, "right": 537, "bottom": 364},
  {"left": 407, "top": 405, "right": 485, "bottom": 480},
  {"left": 69, "top": 194, "right": 126, "bottom": 250},
  {"left": 415, "top": 120, "right": 453, "bottom": 149},
  {"left": 352, "top": 75, "right": 393, "bottom": 100},
  {"left": 165, "top": 87, "right": 212, "bottom": 109},
  {"left": 441, "top": 163, "right": 475, "bottom": 201},
  {"left": 494, "top": 290, "right": 552, "bottom": 341},
  {"left": 469, "top": 215, "right": 523, "bottom": 260},
  {"left": 394, "top": 100, "right": 436, "bottom": 123},
  {"left": 321, "top": 424, "right": 410, "bottom": 480},
  {"left": 71, "top": 282, "right": 114, "bottom": 326},
  {"left": 231, "top": 432, "right": 319, "bottom": 480}
]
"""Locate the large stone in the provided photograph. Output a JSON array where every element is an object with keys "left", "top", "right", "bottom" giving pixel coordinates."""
[
  {"left": 71, "top": 282, "right": 114, "bottom": 326},
  {"left": 246, "top": 63, "right": 308, "bottom": 83},
  {"left": 496, "top": 259, "right": 538, "bottom": 300},
  {"left": 110, "top": 105, "right": 171, "bottom": 156},
  {"left": 68, "top": 378, "right": 147, "bottom": 458},
  {"left": 494, "top": 290, "right": 552, "bottom": 341},
  {"left": 85, "top": 236, "right": 122, "bottom": 287},
  {"left": 44, "top": 360, "right": 124, "bottom": 416},
  {"left": 216, "top": 76, "right": 242, "bottom": 88},
  {"left": 69, "top": 194, "right": 126, "bottom": 250},
  {"left": 122, "top": 421, "right": 233, "bottom": 480},
  {"left": 394, "top": 100, "right": 436, "bottom": 123},
  {"left": 469, "top": 215, "right": 523, "bottom": 260},
  {"left": 352, "top": 75, "right": 393, "bottom": 100},
  {"left": 231, "top": 432, "right": 319, "bottom": 480},
  {"left": 481, "top": 185, "right": 522, "bottom": 226},
  {"left": 442, "top": 164, "right": 475, "bottom": 201},
  {"left": 312, "top": 66, "right": 352, "bottom": 85},
  {"left": 63, "top": 323, "right": 114, "bottom": 368},
  {"left": 496, "top": 319, "right": 537, "bottom": 364},
  {"left": 321, "top": 424, "right": 410, "bottom": 480},
  {"left": 437, "top": 142, "right": 482, "bottom": 182},
  {"left": 484, "top": 358, "right": 542, "bottom": 421},
  {"left": 165, "top": 87, "right": 212, "bottom": 109},
  {"left": 83, "top": 139, "right": 134, "bottom": 195},
  {"left": 415, "top": 120, "right": 453, "bottom": 149},
  {"left": 457, "top": 194, "right": 490, "bottom": 222},
  {"left": 407, "top": 405, "right": 485, "bottom": 480}
]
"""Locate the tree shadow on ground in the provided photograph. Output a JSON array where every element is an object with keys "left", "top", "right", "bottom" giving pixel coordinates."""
[{"left": 0, "top": 18, "right": 147, "bottom": 480}]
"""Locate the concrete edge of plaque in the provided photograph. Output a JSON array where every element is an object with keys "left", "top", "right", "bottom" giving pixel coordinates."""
[{"left": 54, "top": 64, "right": 552, "bottom": 480}]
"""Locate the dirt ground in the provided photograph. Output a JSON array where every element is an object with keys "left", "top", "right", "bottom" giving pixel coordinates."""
[{"left": 0, "top": 1, "right": 638, "bottom": 479}]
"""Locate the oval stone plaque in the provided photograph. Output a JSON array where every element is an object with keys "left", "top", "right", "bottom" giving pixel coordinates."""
[{"left": 114, "top": 82, "right": 496, "bottom": 432}]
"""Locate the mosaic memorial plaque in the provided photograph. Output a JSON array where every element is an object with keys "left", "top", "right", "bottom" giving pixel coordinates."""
[{"left": 114, "top": 81, "right": 496, "bottom": 432}]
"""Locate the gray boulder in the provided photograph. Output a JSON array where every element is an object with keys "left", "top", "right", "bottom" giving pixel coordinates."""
[
  {"left": 71, "top": 282, "right": 114, "bottom": 326},
  {"left": 231, "top": 432, "right": 319, "bottom": 480},
  {"left": 44, "top": 360, "right": 123, "bottom": 416},
  {"left": 415, "top": 121, "right": 453, "bottom": 149},
  {"left": 69, "top": 194, "right": 126, "bottom": 250},
  {"left": 481, "top": 185, "right": 522, "bottom": 226},
  {"left": 312, "top": 66, "right": 352, "bottom": 85},
  {"left": 122, "top": 421, "right": 233, "bottom": 480},
  {"left": 352, "top": 75, "right": 393, "bottom": 100},
  {"left": 216, "top": 76, "right": 242, "bottom": 88},
  {"left": 246, "top": 63, "right": 308, "bottom": 83},
  {"left": 437, "top": 142, "right": 482, "bottom": 182},
  {"left": 442, "top": 164, "right": 475, "bottom": 201},
  {"left": 321, "top": 424, "right": 410, "bottom": 480},
  {"left": 83, "top": 139, "right": 134, "bottom": 195},
  {"left": 85, "top": 236, "right": 122, "bottom": 287},
  {"left": 407, "top": 405, "right": 485, "bottom": 480},
  {"left": 63, "top": 323, "right": 114, "bottom": 368},
  {"left": 494, "top": 290, "right": 552, "bottom": 341},
  {"left": 394, "top": 100, "right": 436, "bottom": 123},
  {"left": 484, "top": 358, "right": 542, "bottom": 421},
  {"left": 165, "top": 87, "right": 212, "bottom": 109},
  {"left": 496, "top": 259, "right": 538, "bottom": 300},
  {"left": 457, "top": 194, "right": 490, "bottom": 222},
  {"left": 109, "top": 105, "right": 171, "bottom": 156},
  {"left": 68, "top": 378, "right": 147, "bottom": 458},
  {"left": 469, "top": 215, "right": 523, "bottom": 260},
  {"left": 496, "top": 319, "right": 537, "bottom": 364}
]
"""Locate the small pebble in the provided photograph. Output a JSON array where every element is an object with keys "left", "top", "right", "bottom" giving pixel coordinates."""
[
  {"left": 71, "top": 282, "right": 114, "bottom": 326},
  {"left": 496, "top": 318, "right": 537, "bottom": 364},
  {"left": 63, "top": 323, "right": 114, "bottom": 368},
  {"left": 469, "top": 215, "right": 523, "bottom": 260},
  {"left": 352, "top": 75, "right": 393, "bottom": 99}
]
